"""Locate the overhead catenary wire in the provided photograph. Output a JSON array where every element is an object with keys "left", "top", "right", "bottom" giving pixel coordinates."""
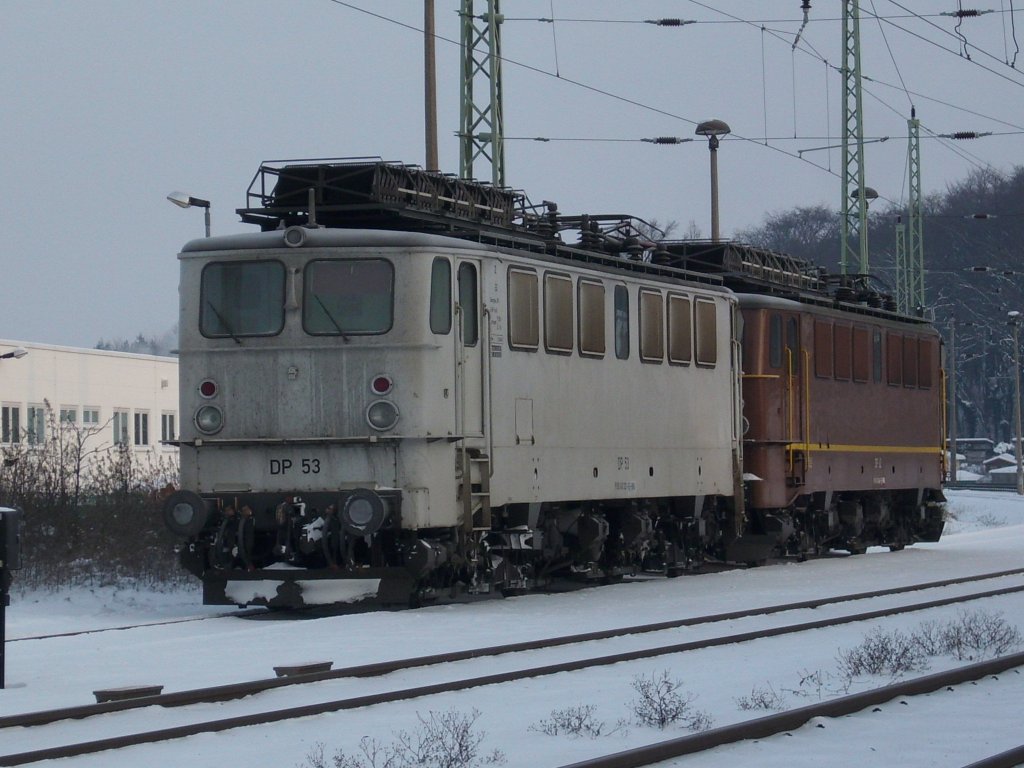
[
  {"left": 878, "top": 0, "right": 1024, "bottom": 85},
  {"left": 325, "top": 0, "right": 1019, "bottom": 211}
]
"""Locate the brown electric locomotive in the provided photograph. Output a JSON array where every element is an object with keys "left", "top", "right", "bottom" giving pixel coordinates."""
[{"left": 661, "top": 240, "right": 945, "bottom": 561}]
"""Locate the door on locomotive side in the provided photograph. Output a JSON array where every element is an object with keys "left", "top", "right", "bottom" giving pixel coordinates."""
[
  {"left": 782, "top": 312, "right": 808, "bottom": 486},
  {"left": 454, "top": 258, "right": 486, "bottom": 442}
]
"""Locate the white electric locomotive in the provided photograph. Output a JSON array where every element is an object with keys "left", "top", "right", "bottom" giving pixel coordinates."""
[{"left": 163, "top": 160, "right": 747, "bottom": 607}]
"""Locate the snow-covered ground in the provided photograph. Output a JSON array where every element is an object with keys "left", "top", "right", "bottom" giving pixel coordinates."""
[{"left": 4, "top": 489, "right": 1024, "bottom": 767}]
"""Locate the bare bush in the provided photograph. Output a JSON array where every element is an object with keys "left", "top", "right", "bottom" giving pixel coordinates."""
[
  {"left": 836, "top": 627, "right": 931, "bottom": 680},
  {"left": 630, "top": 671, "right": 713, "bottom": 731},
  {"left": 529, "top": 704, "right": 628, "bottom": 738},
  {"left": 782, "top": 668, "right": 851, "bottom": 700},
  {"left": 1, "top": 405, "right": 183, "bottom": 591},
  {"left": 938, "top": 610, "right": 1023, "bottom": 660},
  {"left": 735, "top": 683, "right": 786, "bottom": 711},
  {"left": 304, "top": 709, "right": 505, "bottom": 768}
]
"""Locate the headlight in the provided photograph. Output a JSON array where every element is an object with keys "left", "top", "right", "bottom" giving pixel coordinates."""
[
  {"left": 340, "top": 489, "right": 387, "bottom": 536},
  {"left": 195, "top": 405, "right": 224, "bottom": 434},
  {"left": 162, "top": 490, "right": 210, "bottom": 537},
  {"left": 366, "top": 400, "right": 399, "bottom": 431}
]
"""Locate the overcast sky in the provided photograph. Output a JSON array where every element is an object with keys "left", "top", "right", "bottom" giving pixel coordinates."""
[{"left": 2, "top": 1, "right": 1022, "bottom": 348}]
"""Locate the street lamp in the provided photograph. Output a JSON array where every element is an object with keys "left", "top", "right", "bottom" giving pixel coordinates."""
[
  {"left": 695, "top": 119, "right": 731, "bottom": 243},
  {"left": 0, "top": 349, "right": 27, "bottom": 361},
  {"left": 166, "top": 191, "right": 211, "bottom": 237},
  {"left": 1009, "top": 310, "right": 1024, "bottom": 495}
]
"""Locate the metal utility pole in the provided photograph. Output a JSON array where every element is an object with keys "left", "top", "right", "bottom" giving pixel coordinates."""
[
  {"left": 1011, "top": 312, "right": 1024, "bottom": 495},
  {"left": 459, "top": 0, "right": 505, "bottom": 186},
  {"left": 840, "top": 0, "right": 870, "bottom": 275},
  {"left": 424, "top": 0, "right": 439, "bottom": 171},
  {"left": 948, "top": 318, "right": 958, "bottom": 483},
  {"left": 895, "top": 216, "right": 908, "bottom": 313},
  {"left": 906, "top": 109, "right": 925, "bottom": 312}
]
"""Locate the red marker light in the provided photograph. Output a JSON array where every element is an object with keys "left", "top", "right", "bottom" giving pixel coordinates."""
[
  {"left": 199, "top": 379, "right": 218, "bottom": 398},
  {"left": 371, "top": 375, "right": 393, "bottom": 395}
]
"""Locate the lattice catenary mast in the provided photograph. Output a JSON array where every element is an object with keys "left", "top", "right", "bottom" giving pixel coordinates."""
[{"left": 459, "top": 0, "right": 505, "bottom": 186}]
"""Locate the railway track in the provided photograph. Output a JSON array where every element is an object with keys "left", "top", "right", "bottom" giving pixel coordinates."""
[{"left": 3, "top": 569, "right": 1024, "bottom": 766}]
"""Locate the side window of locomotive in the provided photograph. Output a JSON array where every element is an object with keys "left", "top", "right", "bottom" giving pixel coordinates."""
[
  {"left": 834, "top": 324, "right": 852, "bottom": 381},
  {"left": 695, "top": 298, "right": 718, "bottom": 366},
  {"left": 544, "top": 273, "right": 573, "bottom": 354},
  {"left": 429, "top": 257, "right": 452, "bottom": 334},
  {"left": 852, "top": 327, "right": 870, "bottom": 382},
  {"left": 639, "top": 289, "right": 664, "bottom": 363},
  {"left": 902, "top": 336, "right": 918, "bottom": 387},
  {"left": 614, "top": 285, "right": 630, "bottom": 360},
  {"left": 768, "top": 313, "right": 783, "bottom": 369},
  {"left": 814, "top": 321, "right": 833, "bottom": 378},
  {"left": 303, "top": 259, "right": 394, "bottom": 335},
  {"left": 873, "top": 329, "right": 883, "bottom": 383},
  {"left": 918, "top": 338, "right": 934, "bottom": 389},
  {"left": 786, "top": 317, "right": 800, "bottom": 372},
  {"left": 667, "top": 294, "right": 692, "bottom": 365},
  {"left": 886, "top": 332, "right": 903, "bottom": 386},
  {"left": 508, "top": 268, "right": 539, "bottom": 350},
  {"left": 578, "top": 279, "right": 605, "bottom": 358},
  {"left": 458, "top": 263, "right": 478, "bottom": 346},
  {"left": 200, "top": 260, "right": 286, "bottom": 338}
]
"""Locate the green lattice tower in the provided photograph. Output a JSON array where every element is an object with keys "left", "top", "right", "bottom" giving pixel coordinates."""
[
  {"left": 895, "top": 218, "right": 908, "bottom": 313},
  {"left": 907, "top": 114, "right": 925, "bottom": 311},
  {"left": 840, "top": 0, "right": 869, "bottom": 275},
  {"left": 459, "top": 0, "right": 505, "bottom": 186}
]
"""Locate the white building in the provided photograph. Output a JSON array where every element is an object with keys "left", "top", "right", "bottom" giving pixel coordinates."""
[{"left": 0, "top": 340, "right": 178, "bottom": 471}]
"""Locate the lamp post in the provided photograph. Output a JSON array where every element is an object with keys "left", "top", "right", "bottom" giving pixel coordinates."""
[
  {"left": 166, "top": 191, "right": 211, "bottom": 237},
  {"left": 695, "top": 119, "right": 731, "bottom": 243},
  {"left": 1009, "top": 311, "right": 1024, "bottom": 495}
]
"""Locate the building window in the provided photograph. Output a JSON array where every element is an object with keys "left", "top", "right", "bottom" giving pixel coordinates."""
[
  {"left": 614, "top": 285, "right": 630, "bottom": 360},
  {"left": 134, "top": 412, "right": 150, "bottom": 446},
  {"left": 544, "top": 273, "right": 573, "bottom": 354},
  {"left": 59, "top": 408, "right": 77, "bottom": 425},
  {"left": 162, "top": 413, "right": 177, "bottom": 443},
  {"left": 27, "top": 405, "right": 46, "bottom": 445},
  {"left": 578, "top": 279, "right": 605, "bottom": 357},
  {"left": 82, "top": 408, "right": 100, "bottom": 427},
  {"left": 639, "top": 289, "right": 664, "bottom": 363},
  {"left": 113, "top": 410, "right": 129, "bottom": 445},
  {"left": 508, "top": 268, "right": 539, "bottom": 350},
  {"left": 1, "top": 405, "right": 20, "bottom": 445}
]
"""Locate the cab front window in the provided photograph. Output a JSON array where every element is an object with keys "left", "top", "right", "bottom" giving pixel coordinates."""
[
  {"left": 200, "top": 260, "right": 285, "bottom": 338},
  {"left": 303, "top": 259, "right": 394, "bottom": 335}
]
